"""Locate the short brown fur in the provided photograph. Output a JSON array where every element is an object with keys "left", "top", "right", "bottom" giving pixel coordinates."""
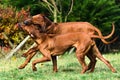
[{"left": 18, "top": 24, "right": 116, "bottom": 74}]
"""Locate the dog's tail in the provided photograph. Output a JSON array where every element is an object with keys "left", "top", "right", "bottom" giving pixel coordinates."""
[
  {"left": 90, "top": 35, "right": 118, "bottom": 44},
  {"left": 94, "top": 22, "right": 116, "bottom": 44}
]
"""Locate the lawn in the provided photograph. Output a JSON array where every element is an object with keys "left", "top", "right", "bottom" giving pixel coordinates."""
[{"left": 0, "top": 52, "right": 120, "bottom": 80}]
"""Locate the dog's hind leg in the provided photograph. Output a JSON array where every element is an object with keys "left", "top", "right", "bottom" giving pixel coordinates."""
[
  {"left": 75, "top": 45, "right": 89, "bottom": 74},
  {"left": 86, "top": 49, "right": 97, "bottom": 72},
  {"left": 19, "top": 52, "right": 36, "bottom": 69},
  {"left": 92, "top": 45, "right": 116, "bottom": 73},
  {"left": 51, "top": 56, "right": 58, "bottom": 72},
  {"left": 76, "top": 52, "right": 88, "bottom": 74}
]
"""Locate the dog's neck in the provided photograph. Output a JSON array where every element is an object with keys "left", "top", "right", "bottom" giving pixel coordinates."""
[{"left": 46, "top": 23, "right": 59, "bottom": 34}]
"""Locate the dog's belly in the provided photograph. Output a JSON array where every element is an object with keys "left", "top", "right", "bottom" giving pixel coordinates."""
[
  {"left": 50, "top": 46, "right": 70, "bottom": 56},
  {"left": 51, "top": 52, "right": 64, "bottom": 56}
]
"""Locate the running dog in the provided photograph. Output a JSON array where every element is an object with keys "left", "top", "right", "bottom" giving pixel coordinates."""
[{"left": 18, "top": 23, "right": 116, "bottom": 74}]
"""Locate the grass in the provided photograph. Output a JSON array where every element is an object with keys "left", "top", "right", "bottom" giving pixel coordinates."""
[{"left": 0, "top": 52, "right": 120, "bottom": 80}]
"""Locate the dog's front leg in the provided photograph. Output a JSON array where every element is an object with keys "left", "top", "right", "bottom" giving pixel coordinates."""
[
  {"left": 19, "top": 52, "right": 36, "bottom": 69},
  {"left": 32, "top": 56, "right": 51, "bottom": 71},
  {"left": 51, "top": 56, "right": 58, "bottom": 72},
  {"left": 32, "top": 45, "right": 52, "bottom": 71},
  {"left": 22, "top": 46, "right": 38, "bottom": 58}
]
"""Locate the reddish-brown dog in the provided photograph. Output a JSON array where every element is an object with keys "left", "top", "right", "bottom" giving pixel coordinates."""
[
  {"left": 18, "top": 23, "right": 116, "bottom": 74},
  {"left": 23, "top": 14, "right": 116, "bottom": 44},
  {"left": 18, "top": 24, "right": 97, "bottom": 73},
  {"left": 20, "top": 14, "right": 117, "bottom": 73},
  {"left": 22, "top": 14, "right": 117, "bottom": 58}
]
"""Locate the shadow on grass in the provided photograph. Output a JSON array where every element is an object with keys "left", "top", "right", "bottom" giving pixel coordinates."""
[{"left": 62, "top": 68, "right": 75, "bottom": 72}]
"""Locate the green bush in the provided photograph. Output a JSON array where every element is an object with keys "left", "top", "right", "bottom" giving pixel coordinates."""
[{"left": 0, "top": 5, "right": 32, "bottom": 48}]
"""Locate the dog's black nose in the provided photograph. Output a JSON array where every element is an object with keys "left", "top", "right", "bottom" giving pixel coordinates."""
[{"left": 23, "top": 20, "right": 29, "bottom": 25}]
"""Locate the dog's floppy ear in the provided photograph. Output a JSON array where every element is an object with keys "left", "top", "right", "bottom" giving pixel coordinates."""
[
  {"left": 42, "top": 14, "right": 52, "bottom": 27},
  {"left": 38, "top": 14, "right": 52, "bottom": 32}
]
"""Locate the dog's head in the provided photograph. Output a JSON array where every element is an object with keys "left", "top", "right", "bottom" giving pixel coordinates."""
[
  {"left": 23, "top": 14, "right": 44, "bottom": 25},
  {"left": 18, "top": 22, "right": 43, "bottom": 38},
  {"left": 23, "top": 14, "right": 52, "bottom": 32}
]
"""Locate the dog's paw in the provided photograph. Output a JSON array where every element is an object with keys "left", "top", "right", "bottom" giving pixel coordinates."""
[
  {"left": 112, "top": 69, "right": 117, "bottom": 73},
  {"left": 18, "top": 65, "right": 25, "bottom": 69},
  {"left": 53, "top": 69, "right": 58, "bottom": 73},
  {"left": 32, "top": 67, "right": 37, "bottom": 71},
  {"left": 32, "top": 66, "right": 37, "bottom": 71}
]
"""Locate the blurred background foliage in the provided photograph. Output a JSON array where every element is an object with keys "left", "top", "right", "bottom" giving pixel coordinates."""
[{"left": 0, "top": 0, "right": 120, "bottom": 55}]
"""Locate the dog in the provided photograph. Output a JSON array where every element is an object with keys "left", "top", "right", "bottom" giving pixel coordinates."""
[
  {"left": 23, "top": 14, "right": 116, "bottom": 44},
  {"left": 19, "top": 25, "right": 96, "bottom": 72},
  {"left": 20, "top": 14, "right": 117, "bottom": 72},
  {"left": 22, "top": 14, "right": 117, "bottom": 57},
  {"left": 18, "top": 23, "right": 116, "bottom": 74},
  {"left": 18, "top": 23, "right": 97, "bottom": 72}
]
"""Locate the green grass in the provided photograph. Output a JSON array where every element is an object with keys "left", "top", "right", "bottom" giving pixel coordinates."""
[{"left": 0, "top": 53, "right": 120, "bottom": 80}]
